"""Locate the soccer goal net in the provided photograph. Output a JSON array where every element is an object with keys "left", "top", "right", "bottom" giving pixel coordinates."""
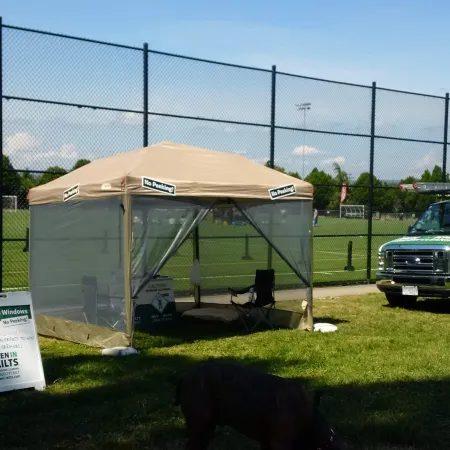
[
  {"left": 340, "top": 204, "right": 365, "bottom": 219},
  {"left": 2, "top": 195, "right": 18, "bottom": 212}
]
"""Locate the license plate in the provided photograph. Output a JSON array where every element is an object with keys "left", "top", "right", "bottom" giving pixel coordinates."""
[{"left": 402, "top": 285, "right": 418, "bottom": 296}]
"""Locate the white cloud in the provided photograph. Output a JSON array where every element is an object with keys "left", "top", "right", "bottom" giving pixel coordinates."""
[
  {"left": 121, "top": 112, "right": 143, "bottom": 125},
  {"left": 408, "top": 151, "right": 440, "bottom": 176},
  {"left": 28, "top": 144, "right": 78, "bottom": 161},
  {"left": 251, "top": 157, "right": 268, "bottom": 165},
  {"left": 58, "top": 144, "right": 77, "bottom": 159},
  {"left": 120, "top": 112, "right": 159, "bottom": 126},
  {"left": 322, "top": 156, "right": 346, "bottom": 165},
  {"left": 292, "top": 145, "right": 322, "bottom": 156},
  {"left": 416, "top": 152, "right": 439, "bottom": 167},
  {"left": 5, "top": 132, "right": 40, "bottom": 156}
]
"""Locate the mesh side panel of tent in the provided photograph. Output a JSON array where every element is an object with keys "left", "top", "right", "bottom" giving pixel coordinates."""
[
  {"left": 235, "top": 200, "right": 312, "bottom": 287},
  {"left": 198, "top": 207, "right": 267, "bottom": 294},
  {"left": 130, "top": 196, "right": 214, "bottom": 298},
  {"left": 30, "top": 197, "right": 126, "bottom": 339}
]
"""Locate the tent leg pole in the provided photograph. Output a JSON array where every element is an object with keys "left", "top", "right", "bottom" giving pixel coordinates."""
[
  {"left": 122, "top": 194, "right": 134, "bottom": 346},
  {"left": 300, "top": 286, "right": 313, "bottom": 331},
  {"left": 193, "top": 226, "right": 201, "bottom": 308}
]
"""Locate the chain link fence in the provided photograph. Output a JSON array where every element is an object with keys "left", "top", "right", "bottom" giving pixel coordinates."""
[{"left": 1, "top": 20, "right": 449, "bottom": 294}]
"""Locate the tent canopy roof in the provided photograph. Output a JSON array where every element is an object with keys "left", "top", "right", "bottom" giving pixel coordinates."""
[{"left": 28, "top": 141, "right": 313, "bottom": 205}]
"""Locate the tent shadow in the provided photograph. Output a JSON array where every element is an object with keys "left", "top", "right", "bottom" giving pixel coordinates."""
[
  {"left": 313, "top": 316, "right": 349, "bottom": 325},
  {"left": 136, "top": 313, "right": 281, "bottom": 347}
]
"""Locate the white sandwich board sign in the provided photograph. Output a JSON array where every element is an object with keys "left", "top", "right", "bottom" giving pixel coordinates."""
[{"left": 0, "top": 291, "right": 46, "bottom": 392}]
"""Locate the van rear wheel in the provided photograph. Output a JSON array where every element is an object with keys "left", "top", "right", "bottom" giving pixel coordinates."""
[{"left": 386, "top": 293, "right": 417, "bottom": 309}]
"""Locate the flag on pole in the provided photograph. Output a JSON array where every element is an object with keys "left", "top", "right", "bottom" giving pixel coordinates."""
[{"left": 340, "top": 183, "right": 347, "bottom": 203}]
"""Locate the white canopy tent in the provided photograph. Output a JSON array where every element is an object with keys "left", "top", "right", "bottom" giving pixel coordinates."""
[{"left": 28, "top": 142, "right": 314, "bottom": 347}]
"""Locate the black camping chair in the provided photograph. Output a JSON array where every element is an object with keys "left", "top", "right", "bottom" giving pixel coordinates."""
[{"left": 228, "top": 269, "right": 276, "bottom": 331}]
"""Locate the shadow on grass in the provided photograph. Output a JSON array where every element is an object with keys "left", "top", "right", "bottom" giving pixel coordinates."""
[
  {"left": 383, "top": 298, "right": 450, "bottom": 315},
  {"left": 413, "top": 298, "right": 450, "bottom": 314},
  {"left": 313, "top": 316, "right": 349, "bottom": 325},
  {"left": 138, "top": 315, "right": 249, "bottom": 347},
  {"left": 1, "top": 323, "right": 450, "bottom": 449},
  {"left": 0, "top": 351, "right": 310, "bottom": 450}
]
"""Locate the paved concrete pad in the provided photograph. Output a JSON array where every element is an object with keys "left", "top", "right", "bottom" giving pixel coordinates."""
[{"left": 177, "top": 283, "right": 380, "bottom": 304}]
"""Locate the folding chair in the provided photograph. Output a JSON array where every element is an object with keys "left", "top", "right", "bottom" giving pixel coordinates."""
[{"left": 228, "top": 269, "right": 276, "bottom": 331}]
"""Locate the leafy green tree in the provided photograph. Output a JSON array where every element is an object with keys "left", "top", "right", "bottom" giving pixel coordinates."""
[
  {"left": 36, "top": 166, "right": 67, "bottom": 186},
  {"left": 265, "top": 161, "right": 302, "bottom": 179},
  {"left": 304, "top": 168, "right": 334, "bottom": 210},
  {"left": 71, "top": 159, "right": 91, "bottom": 171},
  {"left": 21, "top": 171, "right": 37, "bottom": 192},
  {"left": 347, "top": 172, "right": 385, "bottom": 209},
  {"left": 2, "top": 155, "right": 22, "bottom": 196},
  {"left": 328, "top": 162, "right": 351, "bottom": 209}
]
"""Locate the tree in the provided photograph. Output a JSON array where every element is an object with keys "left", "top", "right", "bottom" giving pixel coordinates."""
[
  {"left": 2, "top": 155, "right": 22, "bottom": 196},
  {"left": 21, "top": 171, "right": 37, "bottom": 192},
  {"left": 347, "top": 172, "right": 385, "bottom": 209},
  {"left": 332, "top": 162, "right": 350, "bottom": 186},
  {"left": 328, "top": 162, "right": 351, "bottom": 209},
  {"left": 36, "top": 166, "right": 67, "bottom": 186},
  {"left": 265, "top": 161, "right": 302, "bottom": 179},
  {"left": 304, "top": 168, "right": 334, "bottom": 210},
  {"left": 71, "top": 159, "right": 91, "bottom": 171},
  {"left": 420, "top": 165, "right": 448, "bottom": 183}
]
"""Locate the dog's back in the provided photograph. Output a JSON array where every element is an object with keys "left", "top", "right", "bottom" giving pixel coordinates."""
[{"left": 175, "top": 361, "right": 317, "bottom": 448}]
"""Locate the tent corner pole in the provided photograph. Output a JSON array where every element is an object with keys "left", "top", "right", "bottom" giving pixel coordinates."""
[{"left": 122, "top": 194, "right": 134, "bottom": 345}]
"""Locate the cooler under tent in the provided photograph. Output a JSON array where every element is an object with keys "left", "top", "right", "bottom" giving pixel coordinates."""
[{"left": 27, "top": 142, "right": 314, "bottom": 348}]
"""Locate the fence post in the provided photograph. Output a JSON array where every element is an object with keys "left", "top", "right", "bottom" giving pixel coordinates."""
[
  {"left": 242, "top": 234, "right": 253, "bottom": 260},
  {"left": 193, "top": 227, "right": 201, "bottom": 307},
  {"left": 344, "top": 240, "right": 355, "bottom": 271},
  {"left": 23, "top": 228, "right": 29, "bottom": 253},
  {"left": 0, "top": 17, "right": 3, "bottom": 292},
  {"left": 443, "top": 93, "right": 449, "bottom": 181},
  {"left": 366, "top": 82, "right": 377, "bottom": 282},
  {"left": 143, "top": 42, "right": 149, "bottom": 147},
  {"left": 267, "top": 65, "right": 276, "bottom": 269}
]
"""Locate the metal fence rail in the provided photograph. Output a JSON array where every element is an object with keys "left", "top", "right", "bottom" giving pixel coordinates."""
[{"left": 1, "top": 18, "right": 449, "bottom": 293}]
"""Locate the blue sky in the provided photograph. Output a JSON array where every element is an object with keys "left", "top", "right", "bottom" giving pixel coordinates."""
[
  {"left": 2, "top": 0, "right": 450, "bottom": 181},
  {"left": 4, "top": 0, "right": 450, "bottom": 92}
]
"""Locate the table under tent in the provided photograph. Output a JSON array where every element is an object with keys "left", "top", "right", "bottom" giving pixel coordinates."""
[{"left": 27, "top": 141, "right": 314, "bottom": 348}]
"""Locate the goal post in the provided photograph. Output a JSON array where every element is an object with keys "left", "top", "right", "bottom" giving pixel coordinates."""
[
  {"left": 340, "top": 204, "right": 365, "bottom": 219},
  {"left": 2, "top": 195, "right": 18, "bottom": 212}
]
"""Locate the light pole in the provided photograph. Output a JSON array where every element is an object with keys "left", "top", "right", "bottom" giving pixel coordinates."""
[{"left": 296, "top": 102, "right": 311, "bottom": 178}]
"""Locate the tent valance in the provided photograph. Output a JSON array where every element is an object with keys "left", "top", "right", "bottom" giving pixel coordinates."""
[{"left": 28, "top": 141, "right": 313, "bottom": 205}]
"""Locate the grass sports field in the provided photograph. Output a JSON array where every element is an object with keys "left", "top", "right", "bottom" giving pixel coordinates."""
[{"left": 2, "top": 210, "right": 415, "bottom": 292}]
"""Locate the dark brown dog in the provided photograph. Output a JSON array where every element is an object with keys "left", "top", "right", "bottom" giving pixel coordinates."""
[{"left": 174, "top": 361, "right": 346, "bottom": 450}]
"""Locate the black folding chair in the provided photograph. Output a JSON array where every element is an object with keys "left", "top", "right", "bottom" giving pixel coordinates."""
[{"left": 228, "top": 269, "right": 276, "bottom": 331}]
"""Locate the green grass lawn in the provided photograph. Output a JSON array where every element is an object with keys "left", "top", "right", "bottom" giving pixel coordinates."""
[
  {"left": 1, "top": 293, "right": 450, "bottom": 449},
  {"left": 2, "top": 211, "right": 414, "bottom": 292}
]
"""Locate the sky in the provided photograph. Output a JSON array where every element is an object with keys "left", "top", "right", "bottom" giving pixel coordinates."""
[{"left": 2, "top": 0, "right": 450, "bottom": 182}]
